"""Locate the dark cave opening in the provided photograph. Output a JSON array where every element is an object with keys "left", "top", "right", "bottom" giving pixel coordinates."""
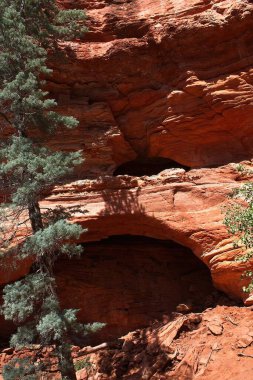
[
  {"left": 0, "top": 236, "right": 229, "bottom": 345},
  {"left": 53, "top": 235, "right": 218, "bottom": 343},
  {"left": 113, "top": 157, "right": 190, "bottom": 177}
]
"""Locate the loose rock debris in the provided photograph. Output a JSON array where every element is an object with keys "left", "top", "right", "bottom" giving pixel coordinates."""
[{"left": 1, "top": 306, "right": 253, "bottom": 380}]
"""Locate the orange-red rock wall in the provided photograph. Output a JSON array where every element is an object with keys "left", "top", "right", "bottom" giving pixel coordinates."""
[
  {"left": 1, "top": 0, "right": 253, "bottom": 342},
  {"left": 45, "top": 0, "right": 253, "bottom": 177}
]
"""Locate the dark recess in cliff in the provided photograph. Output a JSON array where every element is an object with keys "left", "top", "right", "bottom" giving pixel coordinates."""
[
  {"left": 53, "top": 235, "right": 216, "bottom": 344},
  {"left": 113, "top": 157, "right": 190, "bottom": 177}
]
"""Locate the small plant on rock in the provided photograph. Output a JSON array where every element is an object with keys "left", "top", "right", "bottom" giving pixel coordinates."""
[{"left": 224, "top": 181, "right": 253, "bottom": 293}]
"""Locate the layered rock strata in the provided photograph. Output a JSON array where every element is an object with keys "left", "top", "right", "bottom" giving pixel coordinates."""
[
  {"left": 1, "top": 166, "right": 252, "bottom": 319},
  {"left": 43, "top": 0, "right": 253, "bottom": 177},
  {"left": 1, "top": 0, "right": 253, "bottom": 344},
  {"left": 38, "top": 165, "right": 253, "bottom": 305}
]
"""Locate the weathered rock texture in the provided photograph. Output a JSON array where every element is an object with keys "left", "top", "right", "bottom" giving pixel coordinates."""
[
  {"left": 38, "top": 166, "right": 253, "bottom": 306},
  {"left": 75, "top": 305, "right": 253, "bottom": 380},
  {"left": 0, "top": 165, "right": 252, "bottom": 342},
  {"left": 1, "top": 305, "right": 252, "bottom": 380},
  {"left": 1, "top": 0, "right": 253, "bottom": 348},
  {"left": 45, "top": 0, "right": 253, "bottom": 177}
]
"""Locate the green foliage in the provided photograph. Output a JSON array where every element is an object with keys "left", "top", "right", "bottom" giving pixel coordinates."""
[
  {"left": 2, "top": 358, "right": 42, "bottom": 380},
  {"left": 224, "top": 186, "right": 253, "bottom": 248},
  {"left": 2, "top": 273, "right": 48, "bottom": 324},
  {"left": 2, "top": 271, "right": 105, "bottom": 344},
  {"left": 74, "top": 358, "right": 93, "bottom": 372},
  {"left": 243, "top": 283, "right": 253, "bottom": 293},
  {"left": 0, "top": 2, "right": 104, "bottom": 380},
  {"left": 235, "top": 251, "right": 253, "bottom": 263},
  {"left": 0, "top": 136, "right": 83, "bottom": 206},
  {"left": 234, "top": 164, "right": 253, "bottom": 176},
  {"left": 224, "top": 182, "right": 253, "bottom": 293},
  {"left": 20, "top": 219, "right": 84, "bottom": 259},
  {"left": 235, "top": 164, "right": 246, "bottom": 173},
  {"left": 0, "top": 0, "right": 86, "bottom": 134}
]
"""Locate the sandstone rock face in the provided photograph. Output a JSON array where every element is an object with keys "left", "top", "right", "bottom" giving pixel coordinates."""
[
  {"left": 41, "top": 166, "right": 253, "bottom": 307},
  {"left": 1, "top": 166, "right": 252, "bottom": 342},
  {"left": 1, "top": 0, "right": 253, "bottom": 345},
  {"left": 46, "top": 0, "right": 253, "bottom": 176}
]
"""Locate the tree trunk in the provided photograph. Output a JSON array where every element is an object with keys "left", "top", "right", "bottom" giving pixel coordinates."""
[
  {"left": 28, "top": 200, "right": 77, "bottom": 380},
  {"left": 57, "top": 344, "right": 77, "bottom": 380},
  {"left": 28, "top": 200, "right": 43, "bottom": 233}
]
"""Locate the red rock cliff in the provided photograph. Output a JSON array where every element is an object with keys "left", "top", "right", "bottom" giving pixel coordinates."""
[
  {"left": 1, "top": 0, "right": 253, "bottom": 342},
  {"left": 46, "top": 0, "right": 253, "bottom": 177}
]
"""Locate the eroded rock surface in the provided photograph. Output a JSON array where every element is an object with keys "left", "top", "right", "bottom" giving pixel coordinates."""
[
  {"left": 1, "top": 166, "right": 252, "bottom": 307},
  {"left": 44, "top": 0, "right": 253, "bottom": 176},
  {"left": 1, "top": 305, "right": 253, "bottom": 380},
  {"left": 75, "top": 305, "right": 253, "bottom": 380},
  {"left": 44, "top": 165, "right": 253, "bottom": 303},
  {"left": 1, "top": 0, "right": 253, "bottom": 360}
]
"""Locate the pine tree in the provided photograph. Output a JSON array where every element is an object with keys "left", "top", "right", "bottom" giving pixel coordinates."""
[{"left": 0, "top": 2, "right": 104, "bottom": 379}]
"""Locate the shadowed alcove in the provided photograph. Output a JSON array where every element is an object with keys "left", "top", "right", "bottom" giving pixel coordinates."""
[
  {"left": 54, "top": 235, "right": 216, "bottom": 344},
  {"left": 113, "top": 157, "right": 190, "bottom": 177}
]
